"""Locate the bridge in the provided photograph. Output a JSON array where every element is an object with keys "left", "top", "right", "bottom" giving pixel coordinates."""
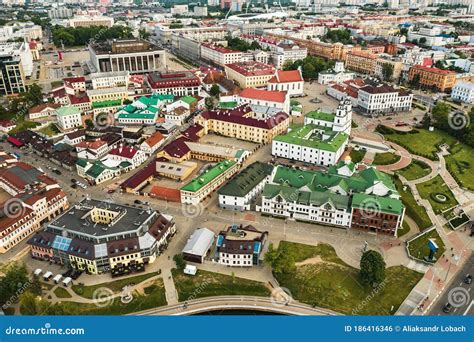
[{"left": 131, "top": 296, "right": 342, "bottom": 316}]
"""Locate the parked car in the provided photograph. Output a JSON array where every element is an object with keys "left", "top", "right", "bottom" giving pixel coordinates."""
[
  {"left": 443, "top": 303, "right": 453, "bottom": 313},
  {"left": 134, "top": 199, "right": 142, "bottom": 205},
  {"left": 464, "top": 274, "right": 472, "bottom": 285}
]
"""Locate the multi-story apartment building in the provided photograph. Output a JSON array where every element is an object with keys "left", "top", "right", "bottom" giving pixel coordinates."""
[
  {"left": 259, "top": 164, "right": 405, "bottom": 236},
  {"left": 345, "top": 51, "right": 378, "bottom": 75},
  {"left": 216, "top": 224, "right": 268, "bottom": 267},
  {"left": 0, "top": 50, "right": 26, "bottom": 95},
  {"left": 408, "top": 65, "right": 457, "bottom": 92},
  {"left": 236, "top": 88, "right": 290, "bottom": 115},
  {"left": 69, "top": 15, "right": 114, "bottom": 28},
  {"left": 28, "top": 198, "right": 176, "bottom": 275},
  {"left": 357, "top": 83, "right": 413, "bottom": 115},
  {"left": 224, "top": 61, "right": 276, "bottom": 88},
  {"left": 200, "top": 43, "right": 242, "bottom": 66},
  {"left": 0, "top": 161, "right": 69, "bottom": 254},
  {"left": 272, "top": 99, "right": 352, "bottom": 166},
  {"left": 147, "top": 71, "right": 201, "bottom": 96},
  {"left": 156, "top": 25, "right": 227, "bottom": 44},
  {"left": 90, "top": 71, "right": 130, "bottom": 90},
  {"left": 180, "top": 159, "right": 239, "bottom": 205},
  {"left": 89, "top": 39, "right": 166, "bottom": 74},
  {"left": 196, "top": 104, "right": 290, "bottom": 144},
  {"left": 451, "top": 81, "right": 474, "bottom": 104},
  {"left": 218, "top": 162, "right": 273, "bottom": 211},
  {"left": 374, "top": 54, "right": 403, "bottom": 81},
  {"left": 87, "top": 87, "right": 128, "bottom": 109}
]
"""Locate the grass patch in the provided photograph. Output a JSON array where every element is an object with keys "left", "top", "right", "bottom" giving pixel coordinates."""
[
  {"left": 50, "top": 80, "right": 63, "bottom": 88},
  {"left": 8, "top": 119, "right": 40, "bottom": 135},
  {"left": 273, "top": 242, "right": 423, "bottom": 315},
  {"left": 71, "top": 272, "right": 158, "bottom": 299},
  {"left": 349, "top": 149, "right": 366, "bottom": 164},
  {"left": 449, "top": 214, "right": 470, "bottom": 229},
  {"left": 397, "top": 160, "right": 432, "bottom": 181},
  {"left": 38, "top": 123, "right": 60, "bottom": 137},
  {"left": 416, "top": 175, "right": 458, "bottom": 214},
  {"left": 172, "top": 269, "right": 271, "bottom": 301},
  {"left": 53, "top": 287, "right": 72, "bottom": 299},
  {"left": 445, "top": 143, "right": 474, "bottom": 191},
  {"left": 393, "top": 177, "right": 432, "bottom": 229},
  {"left": 407, "top": 229, "right": 446, "bottom": 261},
  {"left": 397, "top": 220, "right": 411, "bottom": 238},
  {"left": 33, "top": 279, "right": 166, "bottom": 315},
  {"left": 372, "top": 152, "right": 401, "bottom": 165}
]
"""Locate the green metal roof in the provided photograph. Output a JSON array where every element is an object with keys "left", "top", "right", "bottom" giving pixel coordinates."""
[
  {"left": 181, "top": 160, "right": 236, "bottom": 193},
  {"left": 219, "top": 101, "right": 237, "bottom": 109},
  {"left": 273, "top": 124, "right": 348, "bottom": 152},
  {"left": 218, "top": 162, "right": 273, "bottom": 197},
  {"left": 351, "top": 193, "right": 404, "bottom": 215},
  {"left": 92, "top": 99, "right": 122, "bottom": 109},
  {"left": 57, "top": 106, "right": 80, "bottom": 117},
  {"left": 180, "top": 96, "right": 197, "bottom": 105},
  {"left": 305, "top": 111, "right": 335, "bottom": 122},
  {"left": 118, "top": 112, "right": 156, "bottom": 120}
]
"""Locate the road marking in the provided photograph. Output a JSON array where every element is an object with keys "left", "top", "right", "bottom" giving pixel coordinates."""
[{"left": 463, "top": 300, "right": 474, "bottom": 316}]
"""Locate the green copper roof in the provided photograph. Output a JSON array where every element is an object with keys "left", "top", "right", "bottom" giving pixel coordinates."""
[
  {"left": 218, "top": 162, "right": 273, "bottom": 197},
  {"left": 180, "top": 96, "right": 197, "bottom": 105},
  {"left": 76, "top": 158, "right": 87, "bottom": 167},
  {"left": 57, "top": 106, "right": 80, "bottom": 117},
  {"left": 181, "top": 160, "right": 236, "bottom": 193},
  {"left": 118, "top": 112, "right": 156, "bottom": 120},
  {"left": 351, "top": 193, "right": 404, "bottom": 215},
  {"left": 273, "top": 124, "right": 349, "bottom": 152},
  {"left": 219, "top": 101, "right": 237, "bottom": 109},
  {"left": 305, "top": 111, "right": 335, "bottom": 122}
]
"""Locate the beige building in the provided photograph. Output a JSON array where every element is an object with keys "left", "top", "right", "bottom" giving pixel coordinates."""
[
  {"left": 224, "top": 62, "right": 275, "bottom": 88},
  {"left": 345, "top": 51, "right": 378, "bottom": 75}
]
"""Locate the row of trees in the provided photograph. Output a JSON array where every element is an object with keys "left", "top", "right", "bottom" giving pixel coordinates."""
[
  {"left": 265, "top": 244, "right": 386, "bottom": 287},
  {"left": 0, "top": 83, "right": 43, "bottom": 121},
  {"left": 51, "top": 25, "right": 133, "bottom": 47},
  {"left": 282, "top": 56, "right": 335, "bottom": 80}
]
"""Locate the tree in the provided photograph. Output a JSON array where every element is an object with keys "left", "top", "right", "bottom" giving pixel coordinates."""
[
  {"left": 138, "top": 28, "right": 150, "bottom": 40},
  {"left": 265, "top": 243, "right": 295, "bottom": 274},
  {"left": 209, "top": 84, "right": 220, "bottom": 97},
  {"left": 173, "top": 254, "right": 186, "bottom": 271},
  {"left": 360, "top": 250, "right": 386, "bottom": 287},
  {"left": 25, "top": 83, "right": 43, "bottom": 107},
  {"left": 409, "top": 73, "right": 421, "bottom": 89},
  {"left": 420, "top": 112, "right": 432, "bottom": 129},
  {"left": 0, "top": 263, "right": 30, "bottom": 307},
  {"left": 381, "top": 63, "right": 394, "bottom": 81},
  {"left": 205, "top": 96, "right": 216, "bottom": 110},
  {"left": 85, "top": 119, "right": 93, "bottom": 128},
  {"left": 419, "top": 37, "right": 427, "bottom": 45},
  {"left": 19, "top": 291, "right": 39, "bottom": 315}
]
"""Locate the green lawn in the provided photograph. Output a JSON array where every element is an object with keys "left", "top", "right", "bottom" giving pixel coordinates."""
[
  {"left": 381, "top": 127, "right": 456, "bottom": 158},
  {"left": 397, "top": 160, "right": 432, "bottom": 181},
  {"left": 372, "top": 152, "right": 401, "bottom": 165},
  {"left": 416, "top": 175, "right": 458, "bottom": 214},
  {"left": 71, "top": 272, "right": 159, "bottom": 299},
  {"left": 393, "top": 177, "right": 432, "bottom": 230},
  {"left": 445, "top": 143, "right": 474, "bottom": 191},
  {"left": 407, "top": 229, "right": 446, "bottom": 261},
  {"left": 8, "top": 119, "right": 40, "bottom": 135},
  {"left": 273, "top": 242, "right": 423, "bottom": 315},
  {"left": 448, "top": 214, "right": 470, "bottom": 229},
  {"left": 31, "top": 279, "right": 166, "bottom": 315},
  {"left": 53, "top": 287, "right": 72, "bottom": 299},
  {"left": 171, "top": 269, "right": 271, "bottom": 301},
  {"left": 349, "top": 149, "right": 366, "bottom": 164},
  {"left": 397, "top": 220, "right": 411, "bottom": 238}
]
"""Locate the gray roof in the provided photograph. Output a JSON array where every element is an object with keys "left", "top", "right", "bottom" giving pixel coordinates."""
[{"left": 182, "top": 228, "right": 215, "bottom": 257}]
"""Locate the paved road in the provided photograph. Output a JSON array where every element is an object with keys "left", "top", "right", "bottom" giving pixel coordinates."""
[
  {"left": 429, "top": 253, "right": 474, "bottom": 316},
  {"left": 131, "top": 295, "right": 340, "bottom": 316}
]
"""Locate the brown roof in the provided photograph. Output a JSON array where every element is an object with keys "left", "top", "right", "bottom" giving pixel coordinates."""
[
  {"left": 29, "top": 103, "right": 61, "bottom": 114},
  {"left": 143, "top": 131, "right": 164, "bottom": 148}
]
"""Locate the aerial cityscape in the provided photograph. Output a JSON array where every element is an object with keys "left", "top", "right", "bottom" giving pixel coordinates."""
[{"left": 0, "top": 0, "right": 472, "bottom": 333}]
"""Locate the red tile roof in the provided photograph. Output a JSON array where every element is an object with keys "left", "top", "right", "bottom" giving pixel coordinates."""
[
  {"left": 143, "top": 131, "right": 164, "bottom": 148},
  {"left": 225, "top": 61, "right": 275, "bottom": 77},
  {"left": 268, "top": 70, "right": 303, "bottom": 84},
  {"left": 76, "top": 140, "right": 106, "bottom": 150},
  {"left": 411, "top": 64, "right": 456, "bottom": 75},
  {"left": 109, "top": 146, "right": 139, "bottom": 159},
  {"left": 239, "top": 88, "right": 287, "bottom": 103},
  {"left": 29, "top": 103, "right": 61, "bottom": 114}
]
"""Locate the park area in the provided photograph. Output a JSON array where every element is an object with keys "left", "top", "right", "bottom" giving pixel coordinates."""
[
  {"left": 372, "top": 152, "right": 401, "bottom": 166},
  {"left": 379, "top": 126, "right": 474, "bottom": 190},
  {"left": 171, "top": 269, "right": 271, "bottom": 301},
  {"left": 416, "top": 175, "right": 458, "bottom": 214},
  {"left": 407, "top": 229, "right": 446, "bottom": 262},
  {"left": 397, "top": 160, "right": 432, "bottom": 181},
  {"left": 272, "top": 242, "right": 423, "bottom": 315}
]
